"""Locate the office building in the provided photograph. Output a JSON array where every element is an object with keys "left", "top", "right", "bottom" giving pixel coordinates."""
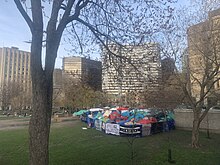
[
  {"left": 63, "top": 56, "right": 102, "bottom": 90},
  {"left": 0, "top": 47, "right": 31, "bottom": 110},
  {"left": 101, "top": 43, "right": 162, "bottom": 104},
  {"left": 188, "top": 8, "right": 220, "bottom": 102},
  {"left": 161, "top": 57, "right": 175, "bottom": 82}
]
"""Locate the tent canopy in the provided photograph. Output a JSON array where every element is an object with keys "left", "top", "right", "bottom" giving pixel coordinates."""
[
  {"left": 89, "top": 108, "right": 104, "bottom": 112},
  {"left": 117, "top": 107, "right": 129, "bottom": 111},
  {"left": 73, "top": 110, "right": 88, "bottom": 116}
]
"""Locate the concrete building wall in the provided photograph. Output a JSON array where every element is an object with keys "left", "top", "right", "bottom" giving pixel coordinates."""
[
  {"left": 81, "top": 58, "right": 102, "bottom": 90},
  {"left": 63, "top": 56, "right": 102, "bottom": 90},
  {"left": 63, "top": 57, "right": 82, "bottom": 73},
  {"left": 0, "top": 47, "right": 63, "bottom": 110},
  {"left": 188, "top": 8, "right": 220, "bottom": 100},
  {"left": 161, "top": 57, "right": 175, "bottom": 82},
  {"left": 53, "top": 69, "right": 63, "bottom": 89},
  {"left": 0, "top": 47, "right": 31, "bottom": 90},
  {"left": 0, "top": 47, "right": 32, "bottom": 109},
  {"left": 174, "top": 109, "right": 220, "bottom": 133}
]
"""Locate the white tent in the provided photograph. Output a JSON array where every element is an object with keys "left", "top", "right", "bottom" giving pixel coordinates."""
[{"left": 89, "top": 108, "right": 103, "bottom": 112}]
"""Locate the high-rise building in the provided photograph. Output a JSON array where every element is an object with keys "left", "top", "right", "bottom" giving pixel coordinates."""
[
  {"left": 188, "top": 8, "right": 220, "bottom": 102},
  {"left": 0, "top": 47, "right": 31, "bottom": 89},
  {"left": 101, "top": 43, "right": 162, "bottom": 104},
  {"left": 161, "top": 57, "right": 175, "bottom": 82},
  {"left": 63, "top": 56, "right": 102, "bottom": 90},
  {"left": 0, "top": 47, "right": 31, "bottom": 110}
]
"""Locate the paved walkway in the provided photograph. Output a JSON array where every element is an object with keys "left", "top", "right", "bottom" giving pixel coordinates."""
[{"left": 0, "top": 116, "right": 79, "bottom": 130}]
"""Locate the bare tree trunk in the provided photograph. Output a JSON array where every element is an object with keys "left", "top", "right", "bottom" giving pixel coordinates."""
[
  {"left": 29, "top": 73, "right": 53, "bottom": 165},
  {"left": 28, "top": 29, "right": 54, "bottom": 164},
  {"left": 191, "top": 111, "right": 201, "bottom": 148},
  {"left": 206, "top": 113, "right": 211, "bottom": 139}
]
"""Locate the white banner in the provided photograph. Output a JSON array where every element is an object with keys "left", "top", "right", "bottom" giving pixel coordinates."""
[
  {"left": 105, "top": 123, "right": 120, "bottom": 136},
  {"left": 142, "top": 124, "right": 151, "bottom": 136},
  {"left": 95, "top": 120, "right": 102, "bottom": 131}
]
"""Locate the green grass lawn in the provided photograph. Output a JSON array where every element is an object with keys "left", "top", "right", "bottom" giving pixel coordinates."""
[{"left": 0, "top": 120, "right": 220, "bottom": 165}]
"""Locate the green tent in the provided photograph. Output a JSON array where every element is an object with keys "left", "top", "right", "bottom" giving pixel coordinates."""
[{"left": 73, "top": 110, "right": 88, "bottom": 116}]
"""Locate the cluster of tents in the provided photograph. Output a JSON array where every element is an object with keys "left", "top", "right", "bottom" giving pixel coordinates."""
[{"left": 73, "top": 107, "right": 175, "bottom": 137}]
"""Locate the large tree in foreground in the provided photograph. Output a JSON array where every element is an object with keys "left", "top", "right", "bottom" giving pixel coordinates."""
[{"left": 14, "top": 0, "right": 175, "bottom": 164}]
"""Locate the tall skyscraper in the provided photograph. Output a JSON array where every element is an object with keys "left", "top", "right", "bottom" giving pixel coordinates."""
[
  {"left": 101, "top": 43, "right": 162, "bottom": 104},
  {"left": 63, "top": 56, "right": 102, "bottom": 90},
  {"left": 0, "top": 47, "right": 31, "bottom": 110}
]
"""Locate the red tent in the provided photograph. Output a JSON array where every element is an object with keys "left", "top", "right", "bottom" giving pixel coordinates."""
[
  {"left": 109, "top": 111, "right": 121, "bottom": 121},
  {"left": 117, "top": 107, "right": 129, "bottom": 111}
]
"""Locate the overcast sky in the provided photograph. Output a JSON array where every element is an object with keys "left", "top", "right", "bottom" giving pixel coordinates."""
[{"left": 0, "top": 1, "right": 190, "bottom": 69}]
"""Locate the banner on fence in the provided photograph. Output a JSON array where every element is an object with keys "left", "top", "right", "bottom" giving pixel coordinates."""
[
  {"left": 105, "top": 123, "right": 120, "bottom": 135},
  {"left": 120, "top": 125, "right": 141, "bottom": 135},
  {"left": 95, "top": 120, "right": 102, "bottom": 131},
  {"left": 142, "top": 124, "right": 151, "bottom": 136}
]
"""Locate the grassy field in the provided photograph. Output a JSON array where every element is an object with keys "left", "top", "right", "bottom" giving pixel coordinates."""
[{"left": 0, "top": 120, "right": 220, "bottom": 165}]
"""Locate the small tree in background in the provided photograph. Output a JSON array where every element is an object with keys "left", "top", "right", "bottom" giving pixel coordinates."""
[
  {"left": 0, "top": 84, "right": 11, "bottom": 111},
  {"left": 61, "top": 71, "right": 108, "bottom": 109},
  {"left": 0, "top": 82, "right": 31, "bottom": 114}
]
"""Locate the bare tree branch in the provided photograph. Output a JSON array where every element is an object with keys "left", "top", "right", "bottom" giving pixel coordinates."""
[{"left": 14, "top": 0, "right": 34, "bottom": 33}]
